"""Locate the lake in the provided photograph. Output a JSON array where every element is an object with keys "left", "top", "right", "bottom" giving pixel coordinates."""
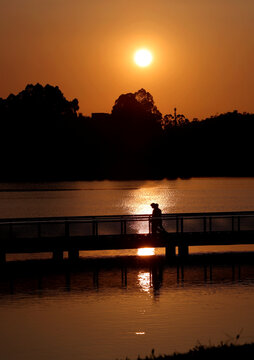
[
  {"left": 1, "top": 177, "right": 254, "bottom": 219},
  {"left": 0, "top": 177, "right": 254, "bottom": 360}
]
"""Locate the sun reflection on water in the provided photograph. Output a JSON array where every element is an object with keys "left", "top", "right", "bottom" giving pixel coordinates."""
[
  {"left": 125, "top": 182, "right": 175, "bottom": 233},
  {"left": 137, "top": 271, "right": 151, "bottom": 292},
  {"left": 137, "top": 248, "right": 155, "bottom": 256},
  {"left": 126, "top": 180, "right": 176, "bottom": 216}
]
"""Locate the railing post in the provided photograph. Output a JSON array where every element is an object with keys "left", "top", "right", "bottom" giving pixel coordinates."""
[
  {"left": 176, "top": 216, "right": 179, "bottom": 233},
  {"left": 203, "top": 217, "right": 206, "bottom": 233},
  {"left": 180, "top": 217, "right": 183, "bottom": 233},
  {"left": 209, "top": 217, "right": 212, "bottom": 232},
  {"left": 238, "top": 216, "right": 240, "bottom": 231},
  {"left": 232, "top": 216, "right": 234, "bottom": 232}
]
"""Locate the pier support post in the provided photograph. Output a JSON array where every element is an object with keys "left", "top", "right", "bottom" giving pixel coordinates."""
[
  {"left": 52, "top": 249, "right": 64, "bottom": 262},
  {"left": 178, "top": 244, "right": 189, "bottom": 256},
  {"left": 0, "top": 251, "right": 6, "bottom": 264},
  {"left": 68, "top": 248, "right": 79, "bottom": 261},
  {"left": 166, "top": 244, "right": 176, "bottom": 257}
]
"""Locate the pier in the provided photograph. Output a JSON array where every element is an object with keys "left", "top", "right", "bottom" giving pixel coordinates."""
[{"left": 0, "top": 211, "right": 254, "bottom": 262}]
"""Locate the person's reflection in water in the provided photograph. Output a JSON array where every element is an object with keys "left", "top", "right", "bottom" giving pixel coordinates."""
[
  {"left": 150, "top": 203, "right": 166, "bottom": 234},
  {"left": 152, "top": 265, "right": 164, "bottom": 298}
]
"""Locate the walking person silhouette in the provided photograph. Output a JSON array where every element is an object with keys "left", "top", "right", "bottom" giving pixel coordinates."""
[{"left": 150, "top": 203, "right": 166, "bottom": 234}]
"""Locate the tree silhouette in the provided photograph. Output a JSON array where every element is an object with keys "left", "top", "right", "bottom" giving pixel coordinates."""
[
  {"left": 162, "top": 107, "right": 189, "bottom": 129},
  {"left": 110, "top": 89, "right": 163, "bottom": 177},
  {"left": 0, "top": 83, "right": 253, "bottom": 181},
  {"left": 2, "top": 83, "right": 79, "bottom": 123},
  {"left": 0, "top": 83, "right": 81, "bottom": 180},
  {"left": 112, "top": 88, "right": 162, "bottom": 137}
]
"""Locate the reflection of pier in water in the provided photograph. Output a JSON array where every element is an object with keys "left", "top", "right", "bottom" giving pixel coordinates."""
[
  {"left": 0, "top": 254, "right": 254, "bottom": 298},
  {"left": 0, "top": 211, "right": 254, "bottom": 262}
]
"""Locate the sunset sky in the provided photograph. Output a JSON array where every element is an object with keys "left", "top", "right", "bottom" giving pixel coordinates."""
[{"left": 0, "top": 0, "right": 253, "bottom": 120}]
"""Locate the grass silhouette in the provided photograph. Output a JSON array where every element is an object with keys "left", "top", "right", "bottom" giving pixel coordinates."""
[{"left": 122, "top": 339, "right": 254, "bottom": 360}]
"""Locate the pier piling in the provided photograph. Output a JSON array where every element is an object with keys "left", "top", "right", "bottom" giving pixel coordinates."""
[
  {"left": 178, "top": 244, "right": 189, "bottom": 256},
  {"left": 53, "top": 249, "right": 64, "bottom": 262},
  {"left": 68, "top": 249, "right": 79, "bottom": 261},
  {"left": 166, "top": 244, "right": 176, "bottom": 257}
]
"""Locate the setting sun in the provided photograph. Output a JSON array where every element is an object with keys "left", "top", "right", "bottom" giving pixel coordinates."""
[{"left": 134, "top": 49, "right": 153, "bottom": 67}]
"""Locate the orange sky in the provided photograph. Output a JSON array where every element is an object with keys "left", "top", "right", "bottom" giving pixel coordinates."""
[{"left": 0, "top": 0, "right": 253, "bottom": 120}]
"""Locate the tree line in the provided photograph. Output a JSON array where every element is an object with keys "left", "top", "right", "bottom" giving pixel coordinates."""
[{"left": 0, "top": 83, "right": 253, "bottom": 181}]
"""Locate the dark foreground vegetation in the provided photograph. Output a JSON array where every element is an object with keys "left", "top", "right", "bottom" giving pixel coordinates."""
[
  {"left": 128, "top": 342, "right": 254, "bottom": 360},
  {"left": 0, "top": 84, "right": 253, "bottom": 181}
]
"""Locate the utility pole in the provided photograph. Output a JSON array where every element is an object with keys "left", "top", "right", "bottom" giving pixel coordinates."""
[{"left": 174, "top": 107, "right": 177, "bottom": 126}]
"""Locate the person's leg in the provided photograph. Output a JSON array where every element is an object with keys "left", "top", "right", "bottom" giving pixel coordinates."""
[{"left": 152, "top": 221, "right": 158, "bottom": 234}]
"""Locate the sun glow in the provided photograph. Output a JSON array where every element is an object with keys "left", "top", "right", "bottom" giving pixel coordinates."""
[{"left": 134, "top": 49, "right": 153, "bottom": 67}]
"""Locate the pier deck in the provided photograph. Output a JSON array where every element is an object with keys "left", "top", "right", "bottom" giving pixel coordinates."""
[{"left": 0, "top": 211, "right": 254, "bottom": 261}]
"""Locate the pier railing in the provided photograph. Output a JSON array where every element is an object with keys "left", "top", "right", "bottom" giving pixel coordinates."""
[{"left": 0, "top": 211, "right": 254, "bottom": 240}]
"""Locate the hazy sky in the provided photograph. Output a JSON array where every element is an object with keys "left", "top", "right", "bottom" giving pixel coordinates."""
[{"left": 0, "top": 0, "right": 253, "bottom": 119}]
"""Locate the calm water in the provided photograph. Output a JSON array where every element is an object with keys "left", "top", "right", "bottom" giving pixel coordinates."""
[
  {"left": 1, "top": 177, "right": 254, "bottom": 218},
  {"left": 0, "top": 178, "right": 254, "bottom": 360},
  {"left": 0, "top": 258, "right": 254, "bottom": 360}
]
